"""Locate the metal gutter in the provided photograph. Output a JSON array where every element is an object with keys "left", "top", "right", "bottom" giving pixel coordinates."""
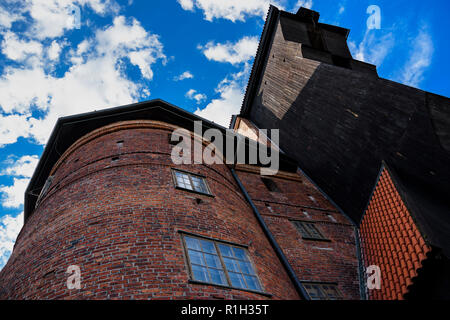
[{"left": 229, "top": 167, "right": 310, "bottom": 300}]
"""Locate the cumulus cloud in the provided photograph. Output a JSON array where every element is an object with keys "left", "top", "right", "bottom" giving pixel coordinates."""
[
  {"left": 199, "top": 36, "right": 259, "bottom": 65},
  {"left": 398, "top": 26, "right": 433, "bottom": 87},
  {"left": 174, "top": 71, "right": 194, "bottom": 81},
  {"left": 186, "top": 89, "right": 207, "bottom": 104},
  {"left": 0, "top": 178, "right": 29, "bottom": 208},
  {"left": 294, "top": 0, "right": 313, "bottom": 10},
  {"left": 1, "top": 31, "right": 43, "bottom": 63},
  {"left": 0, "top": 155, "right": 39, "bottom": 208},
  {"left": 23, "top": 0, "right": 119, "bottom": 39},
  {"left": 0, "top": 6, "right": 22, "bottom": 29},
  {"left": 0, "top": 15, "right": 166, "bottom": 145},
  {"left": 0, "top": 114, "right": 33, "bottom": 147},
  {"left": 1, "top": 155, "right": 39, "bottom": 178},
  {"left": 194, "top": 73, "right": 244, "bottom": 126},
  {"left": 47, "top": 40, "right": 63, "bottom": 61},
  {"left": 177, "top": 0, "right": 282, "bottom": 22},
  {"left": 0, "top": 212, "right": 23, "bottom": 270},
  {"left": 194, "top": 35, "right": 258, "bottom": 126},
  {"left": 177, "top": 0, "right": 194, "bottom": 11}
]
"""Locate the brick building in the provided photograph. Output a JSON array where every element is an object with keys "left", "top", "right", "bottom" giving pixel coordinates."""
[{"left": 0, "top": 6, "right": 448, "bottom": 300}]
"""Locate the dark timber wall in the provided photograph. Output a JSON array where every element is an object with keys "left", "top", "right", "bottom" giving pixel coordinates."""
[{"left": 245, "top": 14, "right": 450, "bottom": 224}]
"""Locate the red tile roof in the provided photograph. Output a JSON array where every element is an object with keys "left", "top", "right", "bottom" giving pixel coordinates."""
[{"left": 360, "top": 168, "right": 431, "bottom": 300}]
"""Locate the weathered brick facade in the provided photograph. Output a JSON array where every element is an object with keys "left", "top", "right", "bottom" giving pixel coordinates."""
[
  {"left": 0, "top": 117, "right": 360, "bottom": 299},
  {"left": 2, "top": 5, "right": 447, "bottom": 300},
  {"left": 234, "top": 166, "right": 360, "bottom": 299},
  {"left": 0, "top": 120, "right": 302, "bottom": 299}
]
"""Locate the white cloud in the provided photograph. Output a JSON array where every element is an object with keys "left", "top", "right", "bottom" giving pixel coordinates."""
[
  {"left": 0, "top": 178, "right": 29, "bottom": 208},
  {"left": 0, "top": 155, "right": 38, "bottom": 209},
  {"left": 339, "top": 5, "right": 345, "bottom": 14},
  {"left": 0, "top": 15, "right": 166, "bottom": 145},
  {"left": 194, "top": 76, "right": 243, "bottom": 126},
  {"left": 199, "top": 36, "right": 259, "bottom": 65},
  {"left": 195, "top": 35, "right": 257, "bottom": 126},
  {"left": 186, "top": 89, "right": 207, "bottom": 104},
  {"left": 174, "top": 71, "right": 194, "bottom": 81},
  {"left": 177, "top": 0, "right": 194, "bottom": 11},
  {"left": 0, "top": 114, "right": 33, "bottom": 147},
  {"left": 0, "top": 212, "right": 23, "bottom": 270},
  {"left": 47, "top": 40, "right": 62, "bottom": 61},
  {"left": 1, "top": 155, "right": 39, "bottom": 178},
  {"left": 1, "top": 31, "right": 43, "bottom": 63},
  {"left": 194, "top": 65, "right": 250, "bottom": 126},
  {"left": 349, "top": 30, "right": 395, "bottom": 67},
  {"left": 24, "top": 0, "right": 119, "bottom": 39},
  {"left": 294, "top": 0, "right": 313, "bottom": 10},
  {"left": 177, "top": 0, "right": 282, "bottom": 22},
  {"left": 398, "top": 27, "right": 433, "bottom": 87},
  {"left": 0, "top": 6, "right": 22, "bottom": 29}
]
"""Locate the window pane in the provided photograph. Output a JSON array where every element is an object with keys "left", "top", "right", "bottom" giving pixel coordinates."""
[
  {"left": 304, "top": 284, "right": 320, "bottom": 300},
  {"left": 232, "top": 247, "right": 248, "bottom": 261},
  {"left": 322, "top": 285, "right": 340, "bottom": 299},
  {"left": 305, "top": 223, "right": 321, "bottom": 238},
  {"left": 223, "top": 257, "right": 240, "bottom": 272},
  {"left": 304, "top": 283, "right": 332, "bottom": 300},
  {"left": 174, "top": 170, "right": 210, "bottom": 194},
  {"left": 218, "top": 244, "right": 233, "bottom": 257},
  {"left": 200, "top": 240, "right": 216, "bottom": 254},
  {"left": 209, "top": 268, "right": 227, "bottom": 286},
  {"left": 238, "top": 260, "right": 255, "bottom": 275},
  {"left": 192, "top": 265, "right": 209, "bottom": 282},
  {"left": 204, "top": 253, "right": 222, "bottom": 269},
  {"left": 188, "top": 250, "right": 205, "bottom": 266},
  {"left": 316, "top": 286, "right": 327, "bottom": 299},
  {"left": 244, "top": 275, "right": 261, "bottom": 291},
  {"left": 295, "top": 222, "right": 309, "bottom": 237},
  {"left": 228, "top": 272, "right": 246, "bottom": 289},
  {"left": 191, "top": 176, "right": 208, "bottom": 193},
  {"left": 183, "top": 177, "right": 193, "bottom": 189},
  {"left": 185, "top": 236, "right": 201, "bottom": 250}
]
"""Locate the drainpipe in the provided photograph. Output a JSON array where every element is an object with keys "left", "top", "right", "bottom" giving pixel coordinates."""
[{"left": 230, "top": 167, "right": 310, "bottom": 300}]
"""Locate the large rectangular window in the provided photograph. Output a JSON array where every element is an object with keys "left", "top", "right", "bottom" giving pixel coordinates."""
[
  {"left": 172, "top": 169, "right": 211, "bottom": 195},
  {"left": 182, "top": 234, "right": 263, "bottom": 292}
]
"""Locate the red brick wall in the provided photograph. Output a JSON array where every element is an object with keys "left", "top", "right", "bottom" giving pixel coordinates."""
[
  {"left": 234, "top": 165, "right": 361, "bottom": 300},
  {"left": 360, "top": 168, "right": 431, "bottom": 300},
  {"left": 0, "top": 120, "right": 299, "bottom": 300}
]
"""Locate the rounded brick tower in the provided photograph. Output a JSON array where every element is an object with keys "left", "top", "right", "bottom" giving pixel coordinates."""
[{"left": 0, "top": 101, "right": 300, "bottom": 299}]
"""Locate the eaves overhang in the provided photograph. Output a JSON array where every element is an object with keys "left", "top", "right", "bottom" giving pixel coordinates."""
[{"left": 25, "top": 99, "right": 298, "bottom": 222}]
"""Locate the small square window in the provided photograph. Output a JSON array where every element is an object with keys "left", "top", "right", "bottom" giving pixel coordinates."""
[
  {"left": 182, "top": 234, "right": 263, "bottom": 292},
  {"left": 303, "top": 282, "right": 342, "bottom": 300},
  {"left": 261, "top": 177, "right": 280, "bottom": 192},
  {"left": 172, "top": 170, "right": 211, "bottom": 195},
  {"left": 293, "top": 221, "right": 328, "bottom": 241}
]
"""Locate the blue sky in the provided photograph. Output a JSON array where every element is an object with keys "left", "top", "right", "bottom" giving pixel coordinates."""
[{"left": 0, "top": 0, "right": 449, "bottom": 269}]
